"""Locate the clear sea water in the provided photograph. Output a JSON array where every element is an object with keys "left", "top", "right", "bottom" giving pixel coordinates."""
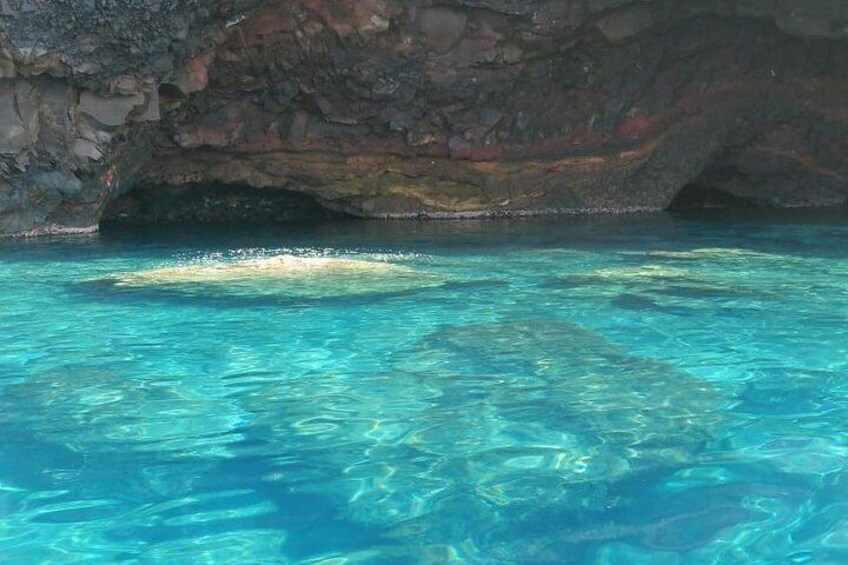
[{"left": 1, "top": 210, "right": 847, "bottom": 564}]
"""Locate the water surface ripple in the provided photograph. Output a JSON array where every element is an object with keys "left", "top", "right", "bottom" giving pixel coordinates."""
[{"left": 1, "top": 211, "right": 847, "bottom": 563}]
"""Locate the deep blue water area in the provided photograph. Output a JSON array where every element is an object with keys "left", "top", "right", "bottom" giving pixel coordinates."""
[{"left": 1, "top": 210, "right": 847, "bottom": 563}]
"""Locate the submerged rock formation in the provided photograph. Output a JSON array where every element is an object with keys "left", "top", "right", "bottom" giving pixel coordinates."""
[
  {"left": 1, "top": 0, "right": 847, "bottom": 234},
  {"left": 107, "top": 253, "right": 445, "bottom": 299}
]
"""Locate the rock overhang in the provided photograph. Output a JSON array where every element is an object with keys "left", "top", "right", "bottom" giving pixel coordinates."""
[{"left": 0, "top": 0, "right": 846, "bottom": 234}]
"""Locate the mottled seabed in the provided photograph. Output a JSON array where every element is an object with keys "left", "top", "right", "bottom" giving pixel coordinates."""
[{"left": 1, "top": 210, "right": 847, "bottom": 564}]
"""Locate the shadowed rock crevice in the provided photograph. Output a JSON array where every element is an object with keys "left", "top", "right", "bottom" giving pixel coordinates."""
[
  {"left": 100, "top": 182, "right": 349, "bottom": 227},
  {"left": 668, "top": 176, "right": 761, "bottom": 211},
  {"left": 668, "top": 125, "right": 848, "bottom": 211}
]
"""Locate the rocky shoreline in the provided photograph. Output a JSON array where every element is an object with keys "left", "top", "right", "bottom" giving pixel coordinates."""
[{"left": 1, "top": 1, "right": 846, "bottom": 235}]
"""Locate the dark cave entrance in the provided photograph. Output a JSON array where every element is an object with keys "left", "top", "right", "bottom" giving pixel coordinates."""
[
  {"left": 667, "top": 163, "right": 761, "bottom": 212},
  {"left": 100, "top": 182, "right": 350, "bottom": 228},
  {"left": 668, "top": 136, "right": 848, "bottom": 212},
  {"left": 667, "top": 181, "right": 760, "bottom": 211}
]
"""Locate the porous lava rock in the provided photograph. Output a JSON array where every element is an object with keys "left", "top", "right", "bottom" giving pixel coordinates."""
[{"left": 1, "top": 1, "right": 847, "bottom": 234}]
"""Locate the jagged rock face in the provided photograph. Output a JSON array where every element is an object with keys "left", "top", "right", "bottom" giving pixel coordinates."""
[
  {"left": 1, "top": 1, "right": 847, "bottom": 234},
  {"left": 0, "top": 0, "right": 260, "bottom": 234}
]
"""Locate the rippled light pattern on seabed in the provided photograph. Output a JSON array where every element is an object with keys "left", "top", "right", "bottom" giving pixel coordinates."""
[{"left": 1, "top": 210, "right": 847, "bottom": 563}]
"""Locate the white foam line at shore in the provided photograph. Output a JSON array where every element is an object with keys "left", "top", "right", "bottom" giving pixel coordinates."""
[
  {"left": 369, "top": 206, "right": 661, "bottom": 219},
  {"left": 4, "top": 224, "right": 100, "bottom": 239}
]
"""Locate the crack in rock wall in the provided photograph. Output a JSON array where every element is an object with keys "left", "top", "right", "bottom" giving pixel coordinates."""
[{"left": 1, "top": 0, "right": 847, "bottom": 234}]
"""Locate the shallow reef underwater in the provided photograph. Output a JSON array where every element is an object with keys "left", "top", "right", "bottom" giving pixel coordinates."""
[{"left": 1, "top": 212, "right": 847, "bottom": 563}]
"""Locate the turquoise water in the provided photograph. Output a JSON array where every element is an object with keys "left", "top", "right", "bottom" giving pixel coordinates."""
[{"left": 1, "top": 210, "right": 847, "bottom": 564}]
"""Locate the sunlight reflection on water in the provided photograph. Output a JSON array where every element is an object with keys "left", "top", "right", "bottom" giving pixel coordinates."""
[{"left": 0, "top": 211, "right": 847, "bottom": 563}]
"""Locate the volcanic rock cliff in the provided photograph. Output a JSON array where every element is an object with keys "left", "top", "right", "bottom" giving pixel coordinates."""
[{"left": 1, "top": 0, "right": 846, "bottom": 234}]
